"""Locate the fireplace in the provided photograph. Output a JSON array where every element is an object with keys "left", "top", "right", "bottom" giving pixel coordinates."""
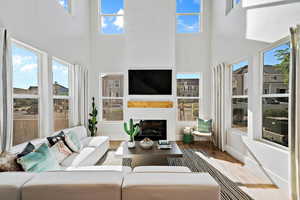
[{"left": 135, "top": 120, "right": 167, "bottom": 141}]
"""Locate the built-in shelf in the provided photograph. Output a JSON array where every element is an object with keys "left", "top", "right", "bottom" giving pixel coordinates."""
[{"left": 127, "top": 101, "right": 173, "bottom": 108}]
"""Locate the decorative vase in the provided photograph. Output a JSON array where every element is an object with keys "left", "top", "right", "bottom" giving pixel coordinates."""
[{"left": 128, "top": 140, "right": 136, "bottom": 149}]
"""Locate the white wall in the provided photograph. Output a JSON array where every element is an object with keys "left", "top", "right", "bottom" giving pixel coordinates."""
[
  {"left": 90, "top": 0, "right": 213, "bottom": 141},
  {"left": 211, "top": 0, "right": 300, "bottom": 195},
  {"left": 0, "top": 0, "right": 90, "bottom": 67}
]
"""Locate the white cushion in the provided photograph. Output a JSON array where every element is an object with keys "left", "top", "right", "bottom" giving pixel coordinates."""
[
  {"left": 133, "top": 166, "right": 191, "bottom": 173},
  {"left": 22, "top": 171, "right": 123, "bottom": 200},
  {"left": 66, "top": 166, "right": 132, "bottom": 173},
  {"left": 192, "top": 131, "right": 212, "bottom": 137},
  {"left": 122, "top": 173, "right": 220, "bottom": 200},
  {"left": 60, "top": 147, "right": 96, "bottom": 167},
  {"left": 81, "top": 136, "right": 109, "bottom": 148},
  {"left": 0, "top": 172, "right": 35, "bottom": 200},
  {"left": 63, "top": 126, "right": 88, "bottom": 140}
]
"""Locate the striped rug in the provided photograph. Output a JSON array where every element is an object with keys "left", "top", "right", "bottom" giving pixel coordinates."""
[{"left": 123, "top": 148, "right": 253, "bottom": 200}]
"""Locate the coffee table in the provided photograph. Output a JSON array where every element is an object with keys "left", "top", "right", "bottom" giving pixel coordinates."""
[{"left": 115, "top": 141, "right": 183, "bottom": 167}]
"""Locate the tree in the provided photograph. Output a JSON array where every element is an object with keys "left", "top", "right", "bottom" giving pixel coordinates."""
[{"left": 275, "top": 46, "right": 290, "bottom": 84}]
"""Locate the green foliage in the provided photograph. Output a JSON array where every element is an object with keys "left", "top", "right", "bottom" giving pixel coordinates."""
[
  {"left": 123, "top": 119, "right": 140, "bottom": 142},
  {"left": 275, "top": 46, "right": 290, "bottom": 84},
  {"left": 88, "top": 97, "right": 98, "bottom": 137}
]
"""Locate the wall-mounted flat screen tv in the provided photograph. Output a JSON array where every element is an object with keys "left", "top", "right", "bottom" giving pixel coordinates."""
[{"left": 128, "top": 69, "right": 172, "bottom": 95}]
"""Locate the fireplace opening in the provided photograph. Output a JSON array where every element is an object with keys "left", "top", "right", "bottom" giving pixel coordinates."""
[{"left": 135, "top": 120, "right": 167, "bottom": 141}]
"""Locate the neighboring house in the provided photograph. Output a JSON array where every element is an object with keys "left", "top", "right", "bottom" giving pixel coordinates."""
[
  {"left": 53, "top": 82, "right": 69, "bottom": 95},
  {"left": 232, "top": 65, "right": 288, "bottom": 97},
  {"left": 177, "top": 79, "right": 199, "bottom": 97}
]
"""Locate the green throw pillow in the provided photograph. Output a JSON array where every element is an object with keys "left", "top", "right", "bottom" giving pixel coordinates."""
[
  {"left": 17, "top": 143, "right": 62, "bottom": 172},
  {"left": 197, "top": 118, "right": 212, "bottom": 133}
]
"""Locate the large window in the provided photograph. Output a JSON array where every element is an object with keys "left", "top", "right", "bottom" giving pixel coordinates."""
[
  {"left": 176, "top": 0, "right": 202, "bottom": 33},
  {"left": 231, "top": 61, "right": 248, "bottom": 132},
  {"left": 177, "top": 74, "right": 200, "bottom": 121},
  {"left": 262, "top": 42, "right": 290, "bottom": 147},
  {"left": 58, "top": 0, "right": 71, "bottom": 12},
  {"left": 12, "top": 42, "right": 41, "bottom": 145},
  {"left": 101, "top": 74, "right": 124, "bottom": 121},
  {"left": 52, "top": 59, "right": 70, "bottom": 131},
  {"left": 99, "top": 0, "right": 124, "bottom": 34}
]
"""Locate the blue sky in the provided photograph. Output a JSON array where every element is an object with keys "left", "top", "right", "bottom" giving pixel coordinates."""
[
  {"left": 58, "top": 0, "right": 69, "bottom": 10},
  {"left": 12, "top": 44, "right": 68, "bottom": 90},
  {"left": 177, "top": 74, "right": 200, "bottom": 79},
  {"left": 232, "top": 61, "right": 248, "bottom": 71},
  {"left": 264, "top": 43, "right": 290, "bottom": 66}
]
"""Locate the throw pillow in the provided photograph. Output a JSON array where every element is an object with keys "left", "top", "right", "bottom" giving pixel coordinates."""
[
  {"left": 17, "top": 142, "right": 35, "bottom": 158},
  {"left": 50, "top": 140, "right": 72, "bottom": 163},
  {"left": 47, "top": 132, "right": 66, "bottom": 146},
  {"left": 197, "top": 118, "right": 212, "bottom": 133},
  {"left": 0, "top": 152, "right": 22, "bottom": 172},
  {"left": 17, "top": 143, "right": 62, "bottom": 172},
  {"left": 64, "top": 130, "right": 82, "bottom": 153}
]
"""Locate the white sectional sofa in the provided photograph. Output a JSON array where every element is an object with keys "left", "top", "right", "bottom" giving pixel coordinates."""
[
  {"left": 0, "top": 169, "right": 221, "bottom": 200},
  {"left": 9, "top": 126, "right": 110, "bottom": 168}
]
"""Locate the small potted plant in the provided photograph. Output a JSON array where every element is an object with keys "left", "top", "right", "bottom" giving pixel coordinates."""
[
  {"left": 88, "top": 97, "right": 98, "bottom": 137},
  {"left": 124, "top": 119, "right": 140, "bottom": 148},
  {"left": 183, "top": 127, "right": 194, "bottom": 144}
]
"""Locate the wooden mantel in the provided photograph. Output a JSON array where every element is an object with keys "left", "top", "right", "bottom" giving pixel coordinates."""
[{"left": 128, "top": 101, "right": 173, "bottom": 108}]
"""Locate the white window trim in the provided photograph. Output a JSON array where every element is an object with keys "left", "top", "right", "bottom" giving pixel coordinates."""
[
  {"left": 98, "top": 0, "right": 125, "bottom": 35},
  {"left": 176, "top": 72, "right": 202, "bottom": 122},
  {"left": 230, "top": 59, "right": 249, "bottom": 133},
  {"left": 11, "top": 40, "right": 45, "bottom": 142},
  {"left": 176, "top": 0, "right": 203, "bottom": 34},
  {"left": 258, "top": 38, "right": 290, "bottom": 150},
  {"left": 100, "top": 73, "right": 125, "bottom": 123},
  {"left": 51, "top": 57, "right": 73, "bottom": 132}
]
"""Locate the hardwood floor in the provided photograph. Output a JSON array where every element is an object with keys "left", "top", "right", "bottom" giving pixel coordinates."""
[{"left": 109, "top": 141, "right": 289, "bottom": 200}]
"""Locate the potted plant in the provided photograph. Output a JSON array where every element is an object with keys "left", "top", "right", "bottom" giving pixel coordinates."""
[
  {"left": 124, "top": 119, "right": 140, "bottom": 148},
  {"left": 88, "top": 97, "right": 98, "bottom": 137},
  {"left": 183, "top": 127, "right": 194, "bottom": 144}
]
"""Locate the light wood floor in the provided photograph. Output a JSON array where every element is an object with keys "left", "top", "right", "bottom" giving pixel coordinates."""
[{"left": 110, "top": 141, "right": 289, "bottom": 200}]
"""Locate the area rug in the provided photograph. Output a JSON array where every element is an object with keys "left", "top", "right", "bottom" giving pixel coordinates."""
[{"left": 121, "top": 148, "right": 254, "bottom": 200}]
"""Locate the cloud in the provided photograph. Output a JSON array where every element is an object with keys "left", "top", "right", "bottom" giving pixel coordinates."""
[
  {"left": 114, "top": 9, "right": 124, "bottom": 30},
  {"left": 177, "top": 18, "right": 199, "bottom": 32},
  {"left": 13, "top": 55, "right": 33, "bottom": 66},
  {"left": 102, "top": 17, "right": 107, "bottom": 28},
  {"left": 20, "top": 64, "right": 37, "bottom": 72},
  {"left": 53, "top": 64, "right": 68, "bottom": 74}
]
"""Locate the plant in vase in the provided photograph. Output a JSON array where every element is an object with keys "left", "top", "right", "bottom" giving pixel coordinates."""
[
  {"left": 123, "top": 119, "right": 140, "bottom": 149},
  {"left": 88, "top": 97, "right": 98, "bottom": 137}
]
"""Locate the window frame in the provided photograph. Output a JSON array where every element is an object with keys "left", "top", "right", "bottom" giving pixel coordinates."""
[
  {"left": 98, "top": 0, "right": 125, "bottom": 35},
  {"left": 176, "top": 0, "right": 203, "bottom": 34},
  {"left": 176, "top": 72, "right": 202, "bottom": 122},
  {"left": 100, "top": 72, "right": 125, "bottom": 123},
  {"left": 230, "top": 59, "right": 249, "bottom": 133},
  {"left": 51, "top": 57, "right": 73, "bottom": 131},
  {"left": 258, "top": 38, "right": 290, "bottom": 150},
  {"left": 11, "top": 40, "right": 44, "bottom": 144}
]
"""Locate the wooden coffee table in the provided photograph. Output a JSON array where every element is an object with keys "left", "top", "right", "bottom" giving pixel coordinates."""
[{"left": 115, "top": 141, "right": 183, "bottom": 167}]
